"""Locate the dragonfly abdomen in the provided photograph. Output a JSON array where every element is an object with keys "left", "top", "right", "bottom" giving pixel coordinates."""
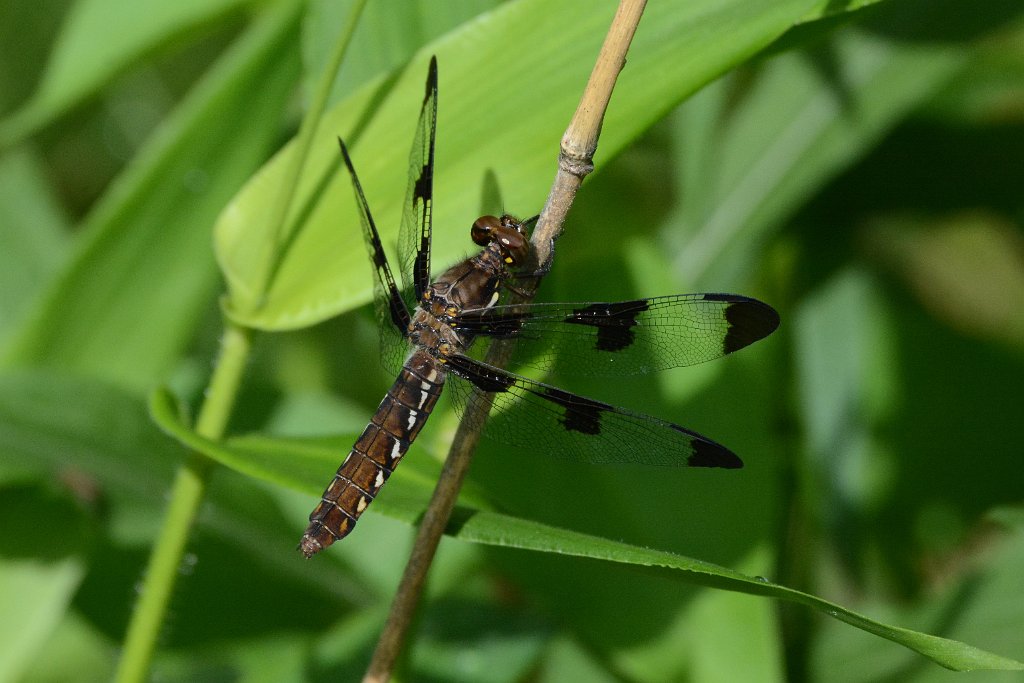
[{"left": 299, "top": 351, "right": 445, "bottom": 557}]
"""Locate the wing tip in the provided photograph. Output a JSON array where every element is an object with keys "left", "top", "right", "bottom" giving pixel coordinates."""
[
  {"left": 425, "top": 55, "right": 438, "bottom": 99},
  {"left": 717, "top": 296, "right": 781, "bottom": 354},
  {"left": 338, "top": 137, "right": 356, "bottom": 173},
  {"left": 688, "top": 438, "right": 744, "bottom": 469}
]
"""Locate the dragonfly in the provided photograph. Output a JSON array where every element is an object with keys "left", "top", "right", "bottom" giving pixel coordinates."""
[{"left": 299, "top": 57, "right": 779, "bottom": 557}]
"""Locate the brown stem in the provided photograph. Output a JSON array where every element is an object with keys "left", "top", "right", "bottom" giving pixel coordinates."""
[
  {"left": 362, "top": 2, "right": 648, "bottom": 680},
  {"left": 533, "top": 0, "right": 647, "bottom": 271}
]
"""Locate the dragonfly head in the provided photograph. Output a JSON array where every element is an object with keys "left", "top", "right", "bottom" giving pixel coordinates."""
[{"left": 471, "top": 214, "right": 530, "bottom": 266}]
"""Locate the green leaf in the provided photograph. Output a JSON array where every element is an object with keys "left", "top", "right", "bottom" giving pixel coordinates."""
[
  {"left": 148, "top": 385, "right": 498, "bottom": 521},
  {"left": 0, "top": 558, "right": 86, "bottom": 682},
  {"left": 216, "top": 0, "right": 826, "bottom": 328},
  {"left": 0, "top": 370, "right": 372, "bottom": 663},
  {"left": 667, "top": 25, "right": 967, "bottom": 285},
  {"left": 794, "top": 268, "right": 897, "bottom": 508},
  {"left": 1, "top": 1, "right": 302, "bottom": 391},
  {"left": 303, "top": 0, "right": 505, "bottom": 108},
  {"left": 0, "top": 370, "right": 182, "bottom": 495},
  {"left": 0, "top": 0, "right": 259, "bottom": 146},
  {"left": 0, "top": 147, "right": 70, "bottom": 347},
  {"left": 149, "top": 385, "right": 354, "bottom": 495},
  {"left": 148, "top": 390, "right": 1023, "bottom": 672},
  {"left": 811, "top": 513, "right": 1024, "bottom": 680},
  {"left": 0, "top": 487, "right": 87, "bottom": 683},
  {"left": 16, "top": 613, "right": 114, "bottom": 683},
  {"left": 451, "top": 512, "right": 1024, "bottom": 672}
]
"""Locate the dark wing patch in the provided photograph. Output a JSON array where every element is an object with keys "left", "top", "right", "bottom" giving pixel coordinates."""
[
  {"left": 455, "top": 293, "right": 778, "bottom": 377},
  {"left": 720, "top": 296, "right": 780, "bottom": 354},
  {"left": 399, "top": 56, "right": 438, "bottom": 301},
  {"left": 444, "top": 355, "right": 742, "bottom": 469},
  {"left": 540, "top": 386, "right": 608, "bottom": 435},
  {"left": 686, "top": 430, "right": 742, "bottom": 468},
  {"left": 446, "top": 356, "right": 514, "bottom": 393},
  {"left": 565, "top": 300, "right": 649, "bottom": 352}
]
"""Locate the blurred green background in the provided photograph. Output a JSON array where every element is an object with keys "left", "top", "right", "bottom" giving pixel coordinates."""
[{"left": 1, "top": 0, "right": 1022, "bottom": 681}]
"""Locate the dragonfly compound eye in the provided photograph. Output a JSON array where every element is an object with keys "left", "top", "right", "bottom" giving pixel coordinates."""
[{"left": 471, "top": 215, "right": 501, "bottom": 246}]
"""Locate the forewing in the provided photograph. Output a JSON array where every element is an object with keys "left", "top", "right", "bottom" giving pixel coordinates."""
[
  {"left": 444, "top": 355, "right": 742, "bottom": 468},
  {"left": 399, "top": 56, "right": 438, "bottom": 301},
  {"left": 455, "top": 293, "right": 779, "bottom": 377},
  {"left": 339, "top": 140, "right": 410, "bottom": 374}
]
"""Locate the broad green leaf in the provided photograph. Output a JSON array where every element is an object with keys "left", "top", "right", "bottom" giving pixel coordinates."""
[
  {"left": 0, "top": 558, "right": 86, "bottom": 682},
  {"left": 0, "top": 2, "right": 66, "bottom": 113},
  {"left": 147, "top": 386, "right": 487, "bottom": 519},
  {"left": 0, "top": 0, "right": 258, "bottom": 146},
  {"left": 793, "top": 268, "right": 898, "bottom": 521},
  {"left": 1, "top": 1, "right": 302, "bottom": 391},
  {"left": 0, "top": 147, "right": 70, "bottom": 346},
  {"left": 303, "top": 0, "right": 504, "bottom": 109},
  {"left": 806, "top": 0, "right": 887, "bottom": 16},
  {"left": 668, "top": 25, "right": 967, "bottom": 285},
  {"left": 766, "top": 0, "right": 890, "bottom": 56},
  {"left": 536, "top": 637, "right": 620, "bottom": 683},
  {"left": 147, "top": 388, "right": 1023, "bottom": 673},
  {"left": 410, "top": 604, "right": 550, "bottom": 683},
  {"left": 0, "top": 488, "right": 87, "bottom": 683},
  {"left": 216, "top": 0, "right": 826, "bottom": 329},
  {"left": 147, "top": 385, "right": 369, "bottom": 493},
  {"left": 16, "top": 613, "right": 114, "bottom": 683},
  {"left": 0, "top": 370, "right": 181, "bottom": 495},
  {"left": 682, "top": 546, "right": 785, "bottom": 681},
  {"left": 0, "top": 370, "right": 374, "bottom": 632},
  {"left": 811, "top": 513, "right": 1024, "bottom": 681},
  {"left": 454, "top": 512, "right": 1024, "bottom": 672}
]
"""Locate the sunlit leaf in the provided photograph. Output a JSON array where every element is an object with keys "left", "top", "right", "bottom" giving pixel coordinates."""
[{"left": 216, "top": 0, "right": 826, "bottom": 328}]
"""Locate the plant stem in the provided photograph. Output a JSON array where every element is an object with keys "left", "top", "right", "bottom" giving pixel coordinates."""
[
  {"left": 362, "top": 345, "right": 507, "bottom": 683},
  {"left": 115, "top": 321, "right": 252, "bottom": 683},
  {"left": 363, "top": 2, "right": 648, "bottom": 680},
  {"left": 114, "top": 2, "right": 368, "bottom": 678}
]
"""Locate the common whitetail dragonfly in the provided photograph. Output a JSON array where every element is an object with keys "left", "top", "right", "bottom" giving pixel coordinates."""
[{"left": 299, "top": 58, "right": 779, "bottom": 558}]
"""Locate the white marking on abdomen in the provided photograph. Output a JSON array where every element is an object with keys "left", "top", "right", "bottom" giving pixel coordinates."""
[{"left": 406, "top": 410, "right": 418, "bottom": 431}]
